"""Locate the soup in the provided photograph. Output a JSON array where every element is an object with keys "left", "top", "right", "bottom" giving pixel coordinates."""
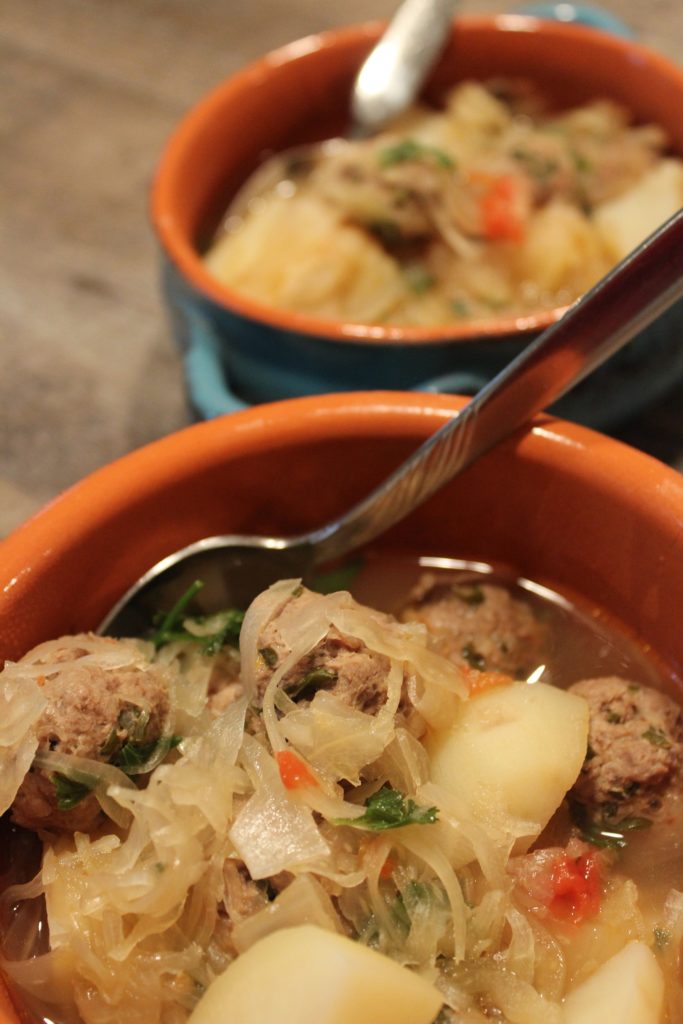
[
  {"left": 203, "top": 81, "right": 683, "bottom": 326},
  {"left": 0, "top": 560, "right": 681, "bottom": 1024}
]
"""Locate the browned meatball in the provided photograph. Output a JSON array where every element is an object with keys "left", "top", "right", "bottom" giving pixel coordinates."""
[
  {"left": 11, "top": 772, "right": 103, "bottom": 834},
  {"left": 295, "top": 634, "right": 391, "bottom": 714},
  {"left": 11, "top": 636, "right": 170, "bottom": 833},
  {"left": 399, "top": 574, "right": 545, "bottom": 678},
  {"left": 254, "top": 587, "right": 393, "bottom": 716},
  {"left": 569, "top": 676, "right": 683, "bottom": 818}
]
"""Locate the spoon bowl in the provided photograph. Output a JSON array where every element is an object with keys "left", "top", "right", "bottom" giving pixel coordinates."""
[
  {"left": 99, "top": 210, "right": 683, "bottom": 636},
  {"left": 101, "top": 539, "right": 314, "bottom": 638},
  {"left": 349, "top": 0, "right": 459, "bottom": 138}
]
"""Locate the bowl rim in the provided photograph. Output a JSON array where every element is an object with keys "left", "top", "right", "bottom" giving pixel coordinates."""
[
  {"left": 2, "top": 390, "right": 683, "bottom": 672},
  {"left": 150, "top": 14, "right": 683, "bottom": 348},
  {"left": 2, "top": 390, "right": 682, "bottom": 576}
]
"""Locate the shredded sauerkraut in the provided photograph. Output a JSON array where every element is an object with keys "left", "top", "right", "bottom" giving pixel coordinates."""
[{"left": 0, "top": 578, "right": 680, "bottom": 1024}]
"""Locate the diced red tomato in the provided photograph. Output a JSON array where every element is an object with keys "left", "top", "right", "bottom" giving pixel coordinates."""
[
  {"left": 548, "top": 850, "right": 602, "bottom": 924},
  {"left": 474, "top": 173, "right": 527, "bottom": 242},
  {"left": 276, "top": 750, "right": 318, "bottom": 790}
]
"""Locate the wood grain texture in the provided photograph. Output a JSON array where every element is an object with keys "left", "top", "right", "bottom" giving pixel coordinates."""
[{"left": 1, "top": 0, "right": 681, "bottom": 536}]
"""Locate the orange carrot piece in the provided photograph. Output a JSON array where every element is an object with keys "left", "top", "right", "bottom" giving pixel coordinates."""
[{"left": 276, "top": 749, "right": 318, "bottom": 790}]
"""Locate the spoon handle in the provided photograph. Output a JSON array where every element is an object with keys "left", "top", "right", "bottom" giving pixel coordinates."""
[
  {"left": 309, "top": 209, "right": 683, "bottom": 565},
  {"left": 350, "top": 0, "right": 458, "bottom": 136}
]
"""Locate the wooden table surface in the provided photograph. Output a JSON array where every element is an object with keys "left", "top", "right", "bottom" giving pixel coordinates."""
[{"left": 1, "top": 0, "right": 682, "bottom": 537}]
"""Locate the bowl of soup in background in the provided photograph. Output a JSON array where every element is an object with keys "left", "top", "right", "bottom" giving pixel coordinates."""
[
  {"left": 151, "top": 14, "right": 683, "bottom": 426},
  {"left": 1, "top": 391, "right": 683, "bottom": 1022}
]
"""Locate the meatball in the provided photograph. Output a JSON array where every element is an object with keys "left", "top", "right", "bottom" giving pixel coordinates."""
[
  {"left": 11, "top": 636, "right": 171, "bottom": 833},
  {"left": 11, "top": 772, "right": 103, "bottom": 834},
  {"left": 399, "top": 574, "right": 545, "bottom": 678},
  {"left": 254, "top": 587, "right": 394, "bottom": 716},
  {"left": 568, "top": 676, "right": 683, "bottom": 818},
  {"left": 296, "top": 635, "right": 391, "bottom": 714}
]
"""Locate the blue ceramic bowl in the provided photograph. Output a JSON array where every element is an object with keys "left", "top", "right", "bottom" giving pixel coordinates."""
[{"left": 152, "top": 11, "right": 683, "bottom": 424}]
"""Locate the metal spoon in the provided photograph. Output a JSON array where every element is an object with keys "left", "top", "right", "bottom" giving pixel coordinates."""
[
  {"left": 101, "top": 209, "right": 683, "bottom": 637},
  {"left": 350, "top": 0, "right": 459, "bottom": 138}
]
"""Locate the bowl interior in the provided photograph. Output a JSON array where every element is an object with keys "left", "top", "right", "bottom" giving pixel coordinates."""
[{"left": 152, "top": 16, "right": 683, "bottom": 342}]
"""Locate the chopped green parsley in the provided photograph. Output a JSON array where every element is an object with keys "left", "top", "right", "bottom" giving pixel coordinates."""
[
  {"left": 570, "top": 800, "right": 652, "bottom": 849},
  {"left": 286, "top": 667, "right": 337, "bottom": 701},
  {"left": 152, "top": 581, "right": 244, "bottom": 654},
  {"left": 259, "top": 646, "right": 278, "bottom": 669},
  {"left": 53, "top": 773, "right": 94, "bottom": 811},
  {"left": 335, "top": 785, "right": 438, "bottom": 831},
  {"left": 379, "top": 138, "right": 455, "bottom": 170},
  {"left": 642, "top": 725, "right": 672, "bottom": 749},
  {"left": 462, "top": 643, "right": 487, "bottom": 671}
]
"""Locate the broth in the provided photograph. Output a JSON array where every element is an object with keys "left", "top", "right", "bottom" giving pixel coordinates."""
[{"left": 352, "top": 551, "right": 672, "bottom": 692}]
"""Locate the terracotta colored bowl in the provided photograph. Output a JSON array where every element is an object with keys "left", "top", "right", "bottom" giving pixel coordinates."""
[
  {"left": 2, "top": 392, "right": 683, "bottom": 668},
  {"left": 152, "top": 16, "right": 683, "bottom": 424},
  {"left": 1, "top": 392, "right": 683, "bottom": 1019}
]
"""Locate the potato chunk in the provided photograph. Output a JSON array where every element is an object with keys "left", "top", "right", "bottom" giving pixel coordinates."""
[
  {"left": 426, "top": 682, "right": 589, "bottom": 843},
  {"left": 593, "top": 159, "right": 683, "bottom": 261},
  {"left": 204, "top": 193, "right": 407, "bottom": 322},
  {"left": 188, "top": 924, "right": 442, "bottom": 1024},
  {"left": 563, "top": 940, "right": 664, "bottom": 1024},
  {"left": 520, "top": 201, "right": 609, "bottom": 295}
]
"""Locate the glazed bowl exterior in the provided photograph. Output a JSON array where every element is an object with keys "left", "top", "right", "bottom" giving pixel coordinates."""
[
  {"left": 152, "top": 16, "right": 683, "bottom": 424},
  {"left": 2, "top": 391, "right": 683, "bottom": 1019}
]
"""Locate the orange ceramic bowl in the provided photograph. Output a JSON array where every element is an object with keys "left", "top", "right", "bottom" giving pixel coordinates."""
[
  {"left": 1, "top": 391, "right": 683, "bottom": 667},
  {"left": 1, "top": 391, "right": 683, "bottom": 1020},
  {"left": 152, "top": 16, "right": 683, "bottom": 424}
]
